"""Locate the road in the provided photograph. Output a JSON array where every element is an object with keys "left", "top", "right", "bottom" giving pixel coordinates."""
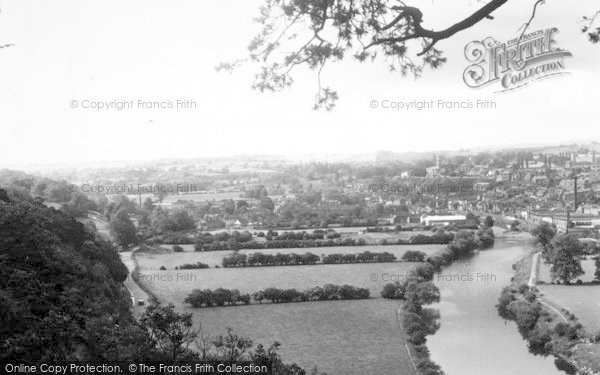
[
  {"left": 86, "top": 211, "right": 149, "bottom": 316},
  {"left": 120, "top": 250, "right": 150, "bottom": 317}
]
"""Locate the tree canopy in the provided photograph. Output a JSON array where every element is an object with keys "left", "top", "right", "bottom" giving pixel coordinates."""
[{"left": 222, "top": 0, "right": 599, "bottom": 109}]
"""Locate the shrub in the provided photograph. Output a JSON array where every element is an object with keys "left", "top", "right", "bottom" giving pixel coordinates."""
[
  {"left": 402, "top": 250, "right": 427, "bottom": 262},
  {"left": 554, "top": 322, "right": 569, "bottom": 336},
  {"left": 173, "top": 245, "right": 184, "bottom": 252},
  {"left": 179, "top": 262, "right": 209, "bottom": 270},
  {"left": 381, "top": 282, "right": 405, "bottom": 299},
  {"left": 410, "top": 263, "right": 435, "bottom": 282},
  {"left": 527, "top": 327, "right": 552, "bottom": 355}
]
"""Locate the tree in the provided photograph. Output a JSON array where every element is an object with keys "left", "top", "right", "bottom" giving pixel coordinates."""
[
  {"left": 484, "top": 215, "right": 495, "bottom": 228},
  {"left": 209, "top": 328, "right": 253, "bottom": 361},
  {"left": 582, "top": 12, "right": 600, "bottom": 43},
  {"left": 140, "top": 302, "right": 199, "bottom": 361},
  {"left": 143, "top": 197, "right": 154, "bottom": 211},
  {"left": 510, "top": 220, "right": 521, "bottom": 231},
  {"left": 169, "top": 210, "right": 196, "bottom": 231},
  {"left": 0, "top": 193, "right": 152, "bottom": 362},
  {"left": 150, "top": 207, "right": 170, "bottom": 234},
  {"left": 448, "top": 230, "right": 479, "bottom": 258},
  {"left": 477, "top": 227, "right": 495, "bottom": 250},
  {"left": 260, "top": 197, "right": 275, "bottom": 211},
  {"left": 531, "top": 222, "right": 557, "bottom": 254},
  {"left": 43, "top": 181, "right": 72, "bottom": 202},
  {"left": 405, "top": 281, "right": 440, "bottom": 311},
  {"left": 410, "top": 263, "right": 435, "bottom": 282},
  {"left": 223, "top": 0, "right": 599, "bottom": 109},
  {"left": 544, "top": 234, "right": 584, "bottom": 284},
  {"left": 62, "top": 192, "right": 97, "bottom": 217},
  {"left": 109, "top": 209, "right": 137, "bottom": 247},
  {"left": 381, "top": 282, "right": 405, "bottom": 299}
]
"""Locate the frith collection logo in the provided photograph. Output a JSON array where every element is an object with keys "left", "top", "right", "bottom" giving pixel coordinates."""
[{"left": 463, "top": 28, "right": 572, "bottom": 92}]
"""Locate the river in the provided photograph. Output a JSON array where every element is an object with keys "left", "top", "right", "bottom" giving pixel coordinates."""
[{"left": 427, "top": 233, "right": 565, "bottom": 375}]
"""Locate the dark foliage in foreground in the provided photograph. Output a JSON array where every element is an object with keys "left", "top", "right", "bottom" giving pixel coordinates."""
[{"left": 0, "top": 189, "right": 325, "bottom": 373}]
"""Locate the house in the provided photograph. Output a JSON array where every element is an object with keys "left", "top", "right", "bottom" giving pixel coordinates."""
[
  {"left": 496, "top": 172, "right": 512, "bottom": 182},
  {"left": 532, "top": 175, "right": 548, "bottom": 186},
  {"left": 579, "top": 204, "right": 600, "bottom": 215},
  {"left": 420, "top": 214, "right": 467, "bottom": 227},
  {"left": 377, "top": 215, "right": 396, "bottom": 225},
  {"left": 426, "top": 166, "right": 439, "bottom": 177},
  {"left": 225, "top": 219, "right": 242, "bottom": 229},
  {"left": 558, "top": 179, "right": 588, "bottom": 190}
]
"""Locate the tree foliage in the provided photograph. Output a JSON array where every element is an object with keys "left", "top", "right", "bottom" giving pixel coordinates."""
[
  {"left": 544, "top": 234, "right": 584, "bottom": 284},
  {"left": 109, "top": 209, "right": 138, "bottom": 248},
  {"left": 223, "top": 0, "right": 599, "bottom": 108}
]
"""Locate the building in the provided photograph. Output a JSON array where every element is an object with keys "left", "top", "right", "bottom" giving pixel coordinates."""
[
  {"left": 496, "top": 172, "right": 512, "bottom": 182},
  {"left": 420, "top": 214, "right": 467, "bottom": 227},
  {"left": 558, "top": 178, "right": 587, "bottom": 190},
  {"left": 225, "top": 219, "right": 242, "bottom": 229},
  {"left": 530, "top": 211, "right": 600, "bottom": 232}
]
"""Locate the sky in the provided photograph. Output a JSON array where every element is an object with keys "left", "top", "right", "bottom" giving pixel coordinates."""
[{"left": 0, "top": 0, "right": 599, "bottom": 168}]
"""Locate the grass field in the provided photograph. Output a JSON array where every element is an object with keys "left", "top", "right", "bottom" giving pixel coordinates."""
[
  {"left": 538, "top": 284, "right": 600, "bottom": 334},
  {"left": 572, "top": 341, "right": 600, "bottom": 372},
  {"left": 538, "top": 259, "right": 597, "bottom": 283},
  {"left": 134, "top": 249, "right": 424, "bottom": 374}
]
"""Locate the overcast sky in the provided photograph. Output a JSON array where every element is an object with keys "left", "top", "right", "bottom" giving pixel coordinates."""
[{"left": 1, "top": 0, "right": 599, "bottom": 168}]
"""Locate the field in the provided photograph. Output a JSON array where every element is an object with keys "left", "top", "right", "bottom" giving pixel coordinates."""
[
  {"left": 136, "top": 259, "right": 424, "bottom": 300},
  {"left": 144, "top": 243, "right": 448, "bottom": 268},
  {"left": 538, "top": 284, "right": 600, "bottom": 334},
  {"left": 538, "top": 258, "right": 597, "bottom": 283},
  {"left": 133, "top": 245, "right": 444, "bottom": 374}
]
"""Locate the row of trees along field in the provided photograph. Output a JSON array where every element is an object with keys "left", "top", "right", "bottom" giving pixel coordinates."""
[
  {"left": 221, "top": 251, "right": 399, "bottom": 267},
  {"left": 194, "top": 229, "right": 455, "bottom": 251},
  {"left": 185, "top": 285, "right": 370, "bottom": 308}
]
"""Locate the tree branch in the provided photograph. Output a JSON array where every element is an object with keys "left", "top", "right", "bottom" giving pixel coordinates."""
[{"left": 367, "top": 0, "right": 508, "bottom": 54}]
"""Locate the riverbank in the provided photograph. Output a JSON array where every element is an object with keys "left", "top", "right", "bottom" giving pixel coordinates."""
[
  {"left": 501, "top": 234, "right": 600, "bottom": 375},
  {"left": 391, "top": 229, "right": 502, "bottom": 375}
]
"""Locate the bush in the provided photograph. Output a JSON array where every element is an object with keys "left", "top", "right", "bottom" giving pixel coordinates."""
[
  {"left": 554, "top": 358, "right": 577, "bottom": 375},
  {"left": 173, "top": 245, "right": 184, "bottom": 252},
  {"left": 178, "top": 262, "right": 209, "bottom": 270},
  {"left": 402, "top": 250, "right": 427, "bottom": 262},
  {"left": 416, "top": 359, "right": 444, "bottom": 375},
  {"left": 554, "top": 322, "right": 570, "bottom": 336},
  {"left": 381, "top": 282, "right": 405, "bottom": 299},
  {"left": 410, "top": 263, "right": 435, "bottom": 282},
  {"left": 527, "top": 327, "right": 552, "bottom": 355}
]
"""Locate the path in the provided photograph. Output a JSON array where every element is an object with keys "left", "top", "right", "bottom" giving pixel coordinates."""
[
  {"left": 86, "top": 211, "right": 149, "bottom": 316},
  {"left": 396, "top": 306, "right": 419, "bottom": 375},
  {"left": 527, "top": 251, "right": 569, "bottom": 323},
  {"left": 120, "top": 249, "right": 150, "bottom": 317},
  {"left": 539, "top": 300, "right": 569, "bottom": 323}
]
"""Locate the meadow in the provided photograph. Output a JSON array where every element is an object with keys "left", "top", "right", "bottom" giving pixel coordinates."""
[
  {"left": 133, "top": 244, "right": 449, "bottom": 374},
  {"left": 538, "top": 284, "right": 600, "bottom": 334}
]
